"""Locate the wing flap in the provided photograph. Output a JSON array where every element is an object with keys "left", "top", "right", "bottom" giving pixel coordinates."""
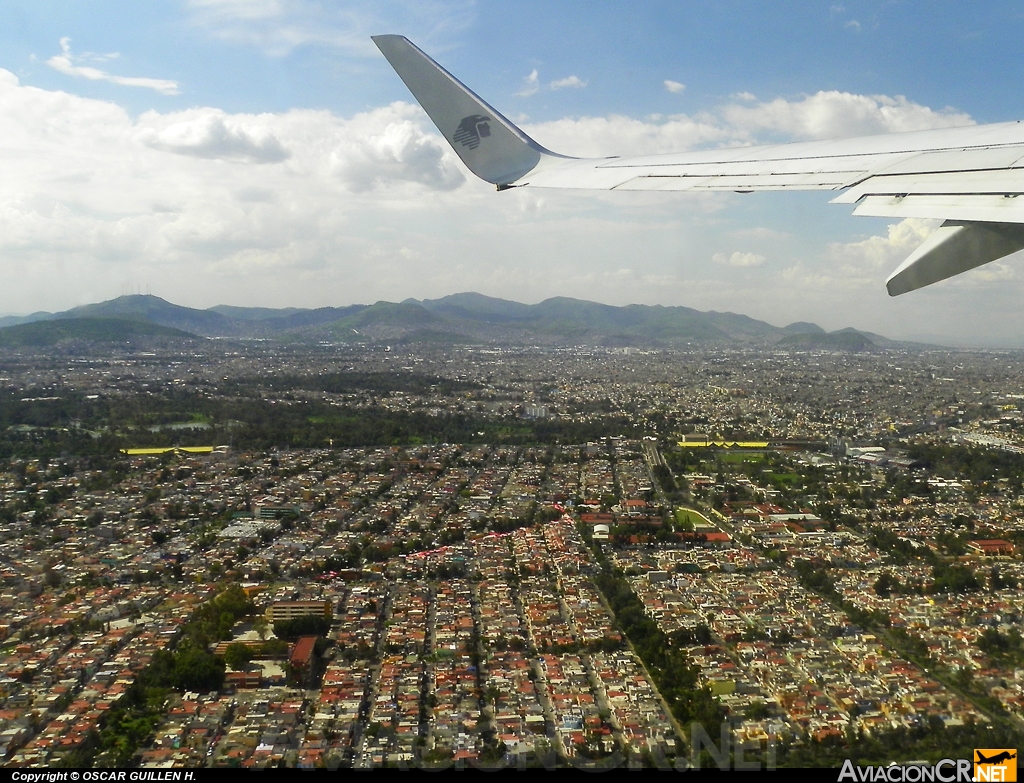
[
  {"left": 595, "top": 154, "right": 882, "bottom": 175},
  {"left": 611, "top": 173, "right": 848, "bottom": 191},
  {"left": 519, "top": 164, "right": 641, "bottom": 190},
  {"left": 870, "top": 145, "right": 1024, "bottom": 175},
  {"left": 853, "top": 194, "right": 1024, "bottom": 223},
  {"left": 524, "top": 153, "right": 888, "bottom": 191},
  {"left": 525, "top": 145, "right": 1024, "bottom": 194},
  {"left": 834, "top": 168, "right": 1024, "bottom": 204},
  {"left": 886, "top": 221, "right": 1024, "bottom": 295}
]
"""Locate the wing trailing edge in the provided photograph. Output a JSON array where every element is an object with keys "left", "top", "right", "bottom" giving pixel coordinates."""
[
  {"left": 374, "top": 35, "right": 1024, "bottom": 295},
  {"left": 886, "top": 221, "right": 1024, "bottom": 296}
]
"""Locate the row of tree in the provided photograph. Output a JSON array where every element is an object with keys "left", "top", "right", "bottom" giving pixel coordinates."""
[{"left": 1, "top": 384, "right": 633, "bottom": 460}]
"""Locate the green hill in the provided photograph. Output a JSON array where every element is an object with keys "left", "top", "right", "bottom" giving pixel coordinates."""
[
  {"left": 416, "top": 293, "right": 775, "bottom": 344},
  {"left": 58, "top": 295, "right": 231, "bottom": 335},
  {"left": 782, "top": 321, "right": 826, "bottom": 335},
  {"left": 419, "top": 292, "right": 535, "bottom": 323},
  {"left": 0, "top": 317, "right": 196, "bottom": 347},
  {"left": 777, "top": 330, "right": 875, "bottom": 351},
  {"left": 4, "top": 292, "right": 927, "bottom": 349}
]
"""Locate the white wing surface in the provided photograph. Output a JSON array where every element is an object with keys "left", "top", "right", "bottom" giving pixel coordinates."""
[{"left": 373, "top": 34, "right": 1024, "bottom": 296}]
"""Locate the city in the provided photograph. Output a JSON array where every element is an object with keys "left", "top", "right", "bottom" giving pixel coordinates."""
[
  {"left": 6, "top": 2, "right": 1024, "bottom": 775},
  {"left": 1, "top": 340, "right": 1024, "bottom": 768}
]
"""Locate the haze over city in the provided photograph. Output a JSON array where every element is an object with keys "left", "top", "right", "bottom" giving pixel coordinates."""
[{"left": 4, "top": 2, "right": 1024, "bottom": 346}]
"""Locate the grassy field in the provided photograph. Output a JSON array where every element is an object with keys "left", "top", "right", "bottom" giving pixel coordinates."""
[
  {"left": 675, "top": 507, "right": 713, "bottom": 530},
  {"left": 718, "top": 452, "right": 766, "bottom": 464},
  {"left": 770, "top": 472, "right": 800, "bottom": 485}
]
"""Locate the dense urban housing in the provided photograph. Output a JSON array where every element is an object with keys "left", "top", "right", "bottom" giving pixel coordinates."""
[{"left": 1, "top": 328, "right": 1024, "bottom": 768}]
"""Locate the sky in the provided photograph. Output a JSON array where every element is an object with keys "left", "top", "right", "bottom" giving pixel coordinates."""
[{"left": 3, "top": 1, "right": 1024, "bottom": 346}]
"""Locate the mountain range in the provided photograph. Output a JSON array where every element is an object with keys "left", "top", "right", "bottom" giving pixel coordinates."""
[{"left": 0, "top": 293, "right": 916, "bottom": 350}]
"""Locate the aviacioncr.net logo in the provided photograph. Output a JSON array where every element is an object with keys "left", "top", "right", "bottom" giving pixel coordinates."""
[
  {"left": 838, "top": 758, "right": 973, "bottom": 782},
  {"left": 974, "top": 749, "right": 1017, "bottom": 782}
]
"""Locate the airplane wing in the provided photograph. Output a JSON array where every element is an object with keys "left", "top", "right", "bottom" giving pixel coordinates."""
[{"left": 372, "top": 34, "right": 1024, "bottom": 296}]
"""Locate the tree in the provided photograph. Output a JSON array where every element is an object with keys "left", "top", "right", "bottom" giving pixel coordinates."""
[
  {"left": 929, "top": 563, "right": 980, "bottom": 595},
  {"left": 273, "top": 614, "right": 331, "bottom": 640},
  {"left": 978, "top": 628, "right": 1024, "bottom": 665},
  {"left": 990, "top": 566, "right": 1016, "bottom": 591},
  {"left": 744, "top": 701, "right": 771, "bottom": 721},
  {"left": 223, "top": 642, "right": 253, "bottom": 670},
  {"left": 254, "top": 616, "right": 269, "bottom": 641},
  {"left": 173, "top": 647, "right": 225, "bottom": 691},
  {"left": 873, "top": 571, "right": 901, "bottom": 598}
]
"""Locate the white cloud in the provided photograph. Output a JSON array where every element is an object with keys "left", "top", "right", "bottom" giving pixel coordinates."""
[
  {"left": 550, "top": 75, "right": 587, "bottom": 90},
  {"left": 733, "top": 226, "right": 791, "bottom": 241},
  {"left": 326, "top": 104, "right": 464, "bottom": 191},
  {"left": 186, "top": 0, "right": 475, "bottom": 56},
  {"left": 46, "top": 38, "right": 180, "bottom": 96},
  {"left": 719, "top": 91, "right": 974, "bottom": 139},
  {"left": 518, "top": 71, "right": 588, "bottom": 97},
  {"left": 137, "top": 111, "right": 290, "bottom": 163},
  {"left": 713, "top": 251, "right": 766, "bottom": 267},
  {"left": 186, "top": 0, "right": 374, "bottom": 54},
  {"left": 516, "top": 70, "right": 539, "bottom": 98},
  {"left": 0, "top": 74, "right": 479, "bottom": 312},
  {"left": 731, "top": 91, "right": 756, "bottom": 102},
  {"left": 780, "top": 219, "right": 941, "bottom": 292},
  {"left": 663, "top": 80, "right": 686, "bottom": 94},
  {"left": 523, "top": 87, "right": 973, "bottom": 159},
  {"left": 826, "top": 218, "right": 940, "bottom": 273},
  {"left": 2, "top": 64, "right": 1019, "bottom": 346},
  {"left": 845, "top": 19, "right": 862, "bottom": 31},
  {"left": 522, "top": 114, "right": 737, "bottom": 158}
]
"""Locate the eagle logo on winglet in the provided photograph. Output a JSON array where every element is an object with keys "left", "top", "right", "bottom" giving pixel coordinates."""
[{"left": 453, "top": 115, "right": 492, "bottom": 150}]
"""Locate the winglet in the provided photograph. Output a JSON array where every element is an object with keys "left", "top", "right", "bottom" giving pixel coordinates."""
[
  {"left": 886, "top": 220, "right": 1024, "bottom": 295},
  {"left": 372, "top": 35, "right": 568, "bottom": 186}
]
